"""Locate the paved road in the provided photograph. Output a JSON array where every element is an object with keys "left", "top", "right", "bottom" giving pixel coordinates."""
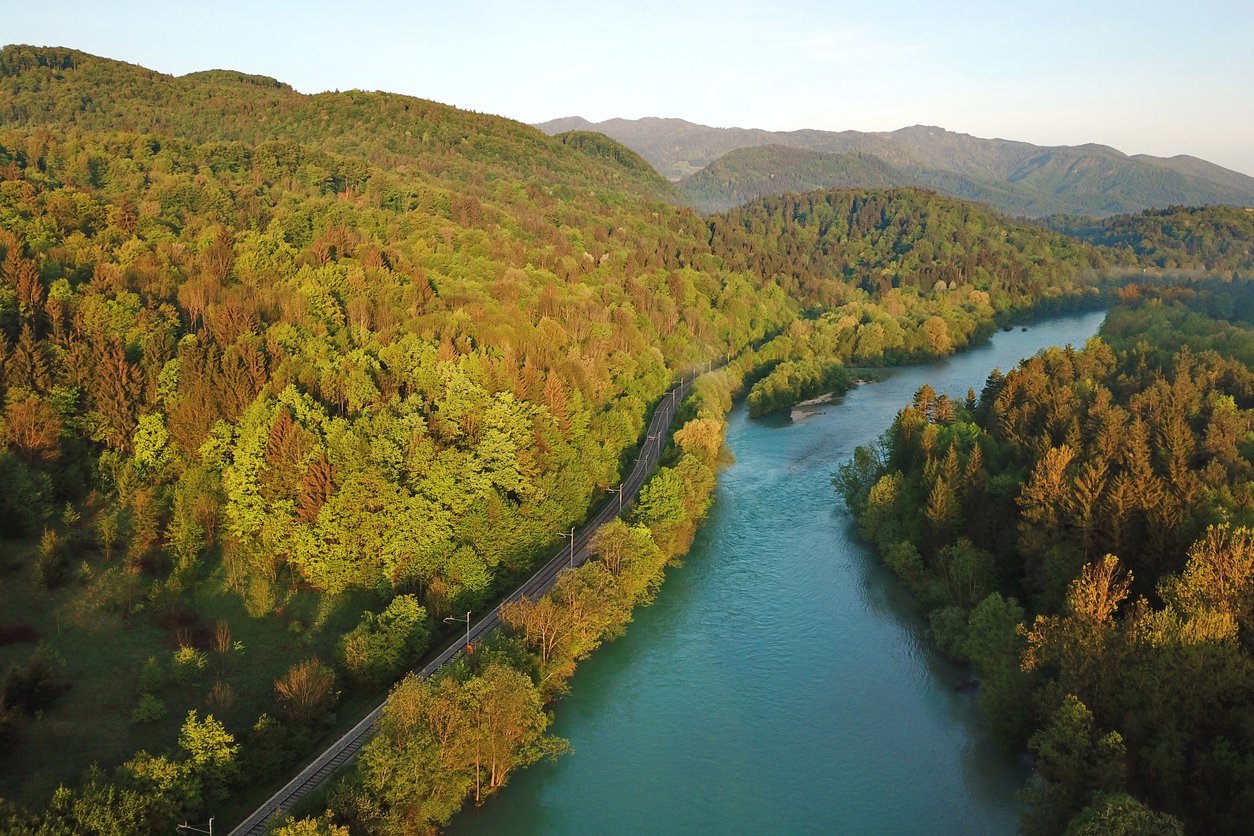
[{"left": 229, "top": 368, "right": 709, "bottom": 835}]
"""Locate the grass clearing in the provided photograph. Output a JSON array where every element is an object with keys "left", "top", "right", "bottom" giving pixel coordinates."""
[{"left": 0, "top": 532, "right": 375, "bottom": 805}]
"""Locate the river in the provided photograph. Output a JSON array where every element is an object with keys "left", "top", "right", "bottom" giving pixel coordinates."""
[{"left": 452, "top": 310, "right": 1107, "bottom": 835}]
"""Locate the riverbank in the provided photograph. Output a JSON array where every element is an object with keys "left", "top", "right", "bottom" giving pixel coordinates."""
[
  {"left": 837, "top": 287, "right": 1254, "bottom": 832},
  {"left": 451, "top": 309, "right": 1107, "bottom": 835},
  {"left": 265, "top": 359, "right": 763, "bottom": 833}
]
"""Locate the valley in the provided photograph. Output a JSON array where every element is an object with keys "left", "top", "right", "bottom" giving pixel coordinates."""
[{"left": 0, "top": 41, "right": 1250, "bottom": 836}]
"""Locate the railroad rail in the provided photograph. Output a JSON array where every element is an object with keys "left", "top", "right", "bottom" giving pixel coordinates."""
[{"left": 229, "top": 366, "right": 711, "bottom": 834}]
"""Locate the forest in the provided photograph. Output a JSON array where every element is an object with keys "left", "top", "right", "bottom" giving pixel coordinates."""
[
  {"left": 0, "top": 46, "right": 798, "bottom": 831},
  {"left": 1045, "top": 206, "right": 1254, "bottom": 276},
  {"left": 706, "top": 188, "right": 1113, "bottom": 415},
  {"left": 0, "top": 44, "right": 1250, "bottom": 834},
  {"left": 838, "top": 283, "right": 1254, "bottom": 834}
]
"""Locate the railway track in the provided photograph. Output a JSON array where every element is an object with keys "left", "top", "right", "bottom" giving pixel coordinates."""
[{"left": 229, "top": 367, "right": 710, "bottom": 835}]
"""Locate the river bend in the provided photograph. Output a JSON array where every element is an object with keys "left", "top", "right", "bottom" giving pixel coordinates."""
[{"left": 454, "top": 310, "right": 1107, "bottom": 835}]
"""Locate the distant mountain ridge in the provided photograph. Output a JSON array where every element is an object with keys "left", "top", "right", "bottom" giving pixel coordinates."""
[
  {"left": 534, "top": 117, "right": 1254, "bottom": 217},
  {"left": 680, "top": 146, "right": 910, "bottom": 213}
]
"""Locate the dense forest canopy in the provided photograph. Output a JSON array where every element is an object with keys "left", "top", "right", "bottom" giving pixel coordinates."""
[
  {"left": 677, "top": 145, "right": 907, "bottom": 213},
  {"left": 704, "top": 188, "right": 1112, "bottom": 308},
  {"left": 1045, "top": 205, "right": 1254, "bottom": 276},
  {"left": 0, "top": 46, "right": 683, "bottom": 204},
  {"left": 0, "top": 44, "right": 1248, "bottom": 834},
  {"left": 838, "top": 284, "right": 1254, "bottom": 834},
  {"left": 0, "top": 46, "right": 798, "bottom": 828}
]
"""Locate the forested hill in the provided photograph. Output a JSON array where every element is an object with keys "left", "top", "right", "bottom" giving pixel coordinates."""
[
  {"left": 678, "top": 146, "right": 910, "bottom": 212},
  {"left": 838, "top": 285, "right": 1254, "bottom": 833},
  {"left": 676, "top": 143, "right": 1142, "bottom": 218},
  {"left": 536, "top": 116, "right": 1254, "bottom": 218},
  {"left": 704, "top": 188, "right": 1112, "bottom": 309},
  {"left": 0, "top": 45, "right": 1178, "bottom": 835},
  {"left": 1045, "top": 205, "right": 1254, "bottom": 276},
  {"left": 0, "top": 44, "right": 801, "bottom": 823},
  {"left": 0, "top": 45, "right": 681, "bottom": 203}
]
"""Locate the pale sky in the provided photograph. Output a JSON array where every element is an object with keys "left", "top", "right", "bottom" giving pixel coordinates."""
[{"left": 8, "top": 0, "right": 1254, "bottom": 175}]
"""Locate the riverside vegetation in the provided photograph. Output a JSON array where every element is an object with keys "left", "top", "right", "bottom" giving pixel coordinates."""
[
  {"left": 838, "top": 283, "right": 1254, "bottom": 834},
  {"left": 0, "top": 44, "right": 1250, "bottom": 834}
]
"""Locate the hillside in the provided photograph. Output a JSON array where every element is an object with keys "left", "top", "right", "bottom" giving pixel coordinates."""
[
  {"left": 679, "top": 146, "right": 911, "bottom": 212},
  {"left": 553, "top": 130, "right": 686, "bottom": 205},
  {"left": 1045, "top": 205, "right": 1254, "bottom": 275},
  {"left": 703, "top": 188, "right": 1110, "bottom": 309},
  {"left": 535, "top": 116, "right": 1254, "bottom": 217},
  {"left": 1134, "top": 153, "right": 1254, "bottom": 194},
  {"left": 0, "top": 44, "right": 799, "bottom": 820},
  {"left": 678, "top": 144, "right": 1072, "bottom": 216},
  {"left": 0, "top": 46, "right": 681, "bottom": 203},
  {"left": 0, "top": 45, "right": 1223, "bottom": 835}
]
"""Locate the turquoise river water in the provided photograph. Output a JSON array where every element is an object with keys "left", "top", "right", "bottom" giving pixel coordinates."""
[{"left": 453, "top": 310, "right": 1107, "bottom": 835}]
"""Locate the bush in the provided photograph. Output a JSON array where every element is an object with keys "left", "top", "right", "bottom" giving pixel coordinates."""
[
  {"left": 32, "top": 529, "right": 67, "bottom": 589},
  {"left": 275, "top": 658, "right": 337, "bottom": 726},
  {"left": 206, "top": 680, "right": 236, "bottom": 714},
  {"left": 172, "top": 645, "right": 208, "bottom": 683},
  {"left": 242, "top": 712, "right": 295, "bottom": 782},
  {"left": 273, "top": 813, "right": 350, "bottom": 835},
  {"left": 340, "top": 595, "right": 430, "bottom": 685},
  {"left": 138, "top": 655, "right": 167, "bottom": 692},
  {"left": 884, "top": 540, "right": 924, "bottom": 590},
  {"left": 3, "top": 644, "right": 68, "bottom": 712},
  {"left": 928, "top": 606, "right": 970, "bottom": 661},
  {"left": 131, "top": 693, "right": 167, "bottom": 724}
]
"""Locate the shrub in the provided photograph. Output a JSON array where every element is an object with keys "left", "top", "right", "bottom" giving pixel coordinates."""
[
  {"left": 212, "top": 620, "right": 232, "bottom": 655},
  {"left": 206, "top": 680, "right": 236, "bottom": 714},
  {"left": 340, "top": 595, "right": 430, "bottom": 685},
  {"left": 275, "top": 658, "right": 337, "bottom": 726},
  {"left": 131, "top": 693, "right": 167, "bottom": 724},
  {"left": 172, "top": 645, "right": 208, "bottom": 682},
  {"left": 138, "top": 655, "right": 167, "bottom": 692},
  {"left": 3, "top": 644, "right": 68, "bottom": 712},
  {"left": 928, "top": 606, "right": 970, "bottom": 661},
  {"left": 33, "top": 529, "right": 67, "bottom": 589},
  {"left": 273, "top": 813, "right": 350, "bottom": 836}
]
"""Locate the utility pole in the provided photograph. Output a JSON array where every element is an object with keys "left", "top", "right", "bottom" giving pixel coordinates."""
[
  {"left": 444, "top": 611, "right": 472, "bottom": 652},
  {"left": 558, "top": 527, "right": 576, "bottom": 567},
  {"left": 177, "top": 819, "right": 213, "bottom": 836},
  {"left": 607, "top": 482, "right": 624, "bottom": 512}
]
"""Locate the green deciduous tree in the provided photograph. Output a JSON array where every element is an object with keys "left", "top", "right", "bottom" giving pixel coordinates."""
[
  {"left": 340, "top": 595, "right": 431, "bottom": 684},
  {"left": 1022, "top": 695, "right": 1127, "bottom": 836}
]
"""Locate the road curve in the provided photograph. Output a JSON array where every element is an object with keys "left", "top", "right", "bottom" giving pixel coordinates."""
[{"left": 229, "top": 366, "right": 713, "bottom": 835}]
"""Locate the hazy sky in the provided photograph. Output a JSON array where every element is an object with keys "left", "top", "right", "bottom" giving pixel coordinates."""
[{"left": 9, "top": 0, "right": 1254, "bottom": 174}]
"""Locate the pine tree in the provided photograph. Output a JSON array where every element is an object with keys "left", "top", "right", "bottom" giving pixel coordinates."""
[
  {"left": 93, "top": 339, "right": 141, "bottom": 451},
  {"left": 297, "top": 456, "right": 335, "bottom": 524}
]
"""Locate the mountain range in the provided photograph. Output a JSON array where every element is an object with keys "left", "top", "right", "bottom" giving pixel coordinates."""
[{"left": 535, "top": 117, "right": 1254, "bottom": 217}]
